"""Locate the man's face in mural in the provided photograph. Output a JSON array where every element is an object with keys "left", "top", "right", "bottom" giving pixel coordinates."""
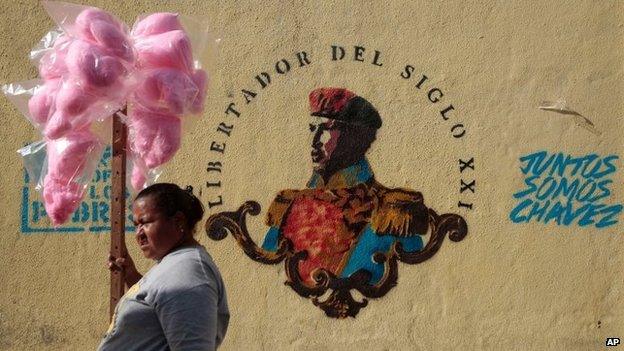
[{"left": 309, "top": 117, "right": 342, "bottom": 171}]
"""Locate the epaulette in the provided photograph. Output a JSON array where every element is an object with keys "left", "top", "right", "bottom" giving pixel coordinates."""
[
  {"left": 265, "top": 189, "right": 300, "bottom": 227},
  {"left": 370, "top": 186, "right": 428, "bottom": 237}
]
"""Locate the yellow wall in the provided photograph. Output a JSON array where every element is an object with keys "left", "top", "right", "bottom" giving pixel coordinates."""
[{"left": 0, "top": 0, "right": 622, "bottom": 350}]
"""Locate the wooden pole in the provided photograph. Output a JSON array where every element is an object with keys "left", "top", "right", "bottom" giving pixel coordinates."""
[{"left": 110, "top": 108, "right": 127, "bottom": 319}]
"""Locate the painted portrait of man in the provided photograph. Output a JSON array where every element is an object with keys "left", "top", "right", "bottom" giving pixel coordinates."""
[
  {"left": 261, "top": 87, "right": 428, "bottom": 286},
  {"left": 206, "top": 86, "right": 467, "bottom": 318}
]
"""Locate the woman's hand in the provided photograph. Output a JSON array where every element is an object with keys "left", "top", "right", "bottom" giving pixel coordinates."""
[{"left": 108, "top": 253, "right": 142, "bottom": 288}]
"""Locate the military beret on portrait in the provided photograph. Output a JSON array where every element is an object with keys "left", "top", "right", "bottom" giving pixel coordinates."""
[{"left": 309, "top": 87, "right": 382, "bottom": 129}]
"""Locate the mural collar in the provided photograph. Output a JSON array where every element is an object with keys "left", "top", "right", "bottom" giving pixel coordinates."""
[{"left": 307, "top": 158, "right": 374, "bottom": 189}]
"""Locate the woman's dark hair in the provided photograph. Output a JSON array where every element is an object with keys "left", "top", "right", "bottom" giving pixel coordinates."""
[{"left": 135, "top": 183, "right": 204, "bottom": 232}]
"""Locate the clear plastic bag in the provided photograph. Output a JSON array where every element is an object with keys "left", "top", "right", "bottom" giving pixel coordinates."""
[
  {"left": 31, "top": 28, "right": 72, "bottom": 80},
  {"left": 2, "top": 76, "right": 131, "bottom": 140},
  {"left": 42, "top": 1, "right": 134, "bottom": 62},
  {"left": 130, "top": 12, "right": 215, "bottom": 116},
  {"left": 5, "top": 16, "right": 136, "bottom": 136},
  {"left": 29, "top": 26, "right": 66, "bottom": 64},
  {"left": 131, "top": 68, "right": 199, "bottom": 116},
  {"left": 3, "top": 80, "right": 50, "bottom": 130},
  {"left": 5, "top": 31, "right": 135, "bottom": 139},
  {"left": 125, "top": 11, "right": 218, "bottom": 191},
  {"left": 5, "top": 2, "right": 221, "bottom": 223},
  {"left": 128, "top": 106, "right": 182, "bottom": 169},
  {"left": 17, "top": 140, "right": 48, "bottom": 191},
  {"left": 127, "top": 151, "right": 162, "bottom": 192},
  {"left": 24, "top": 2, "right": 137, "bottom": 140},
  {"left": 17, "top": 130, "right": 104, "bottom": 227},
  {"left": 131, "top": 12, "right": 219, "bottom": 71}
]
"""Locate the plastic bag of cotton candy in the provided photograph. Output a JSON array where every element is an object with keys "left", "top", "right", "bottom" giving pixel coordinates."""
[
  {"left": 3, "top": 2, "right": 215, "bottom": 226},
  {"left": 2, "top": 3, "right": 134, "bottom": 226},
  {"left": 17, "top": 2, "right": 136, "bottom": 139},
  {"left": 126, "top": 12, "right": 210, "bottom": 191},
  {"left": 17, "top": 130, "right": 105, "bottom": 226}
]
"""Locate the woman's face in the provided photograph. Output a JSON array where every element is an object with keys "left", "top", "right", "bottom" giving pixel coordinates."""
[{"left": 132, "top": 196, "right": 183, "bottom": 260}]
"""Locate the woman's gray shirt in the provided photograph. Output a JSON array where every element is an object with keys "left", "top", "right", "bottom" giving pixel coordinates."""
[{"left": 98, "top": 245, "right": 229, "bottom": 351}]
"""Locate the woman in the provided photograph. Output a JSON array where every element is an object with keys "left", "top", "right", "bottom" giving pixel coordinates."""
[{"left": 99, "top": 183, "right": 229, "bottom": 351}]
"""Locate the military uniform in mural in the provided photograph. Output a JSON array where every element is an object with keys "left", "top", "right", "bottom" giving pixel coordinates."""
[
  {"left": 206, "top": 87, "right": 467, "bottom": 318},
  {"left": 261, "top": 88, "right": 427, "bottom": 285}
]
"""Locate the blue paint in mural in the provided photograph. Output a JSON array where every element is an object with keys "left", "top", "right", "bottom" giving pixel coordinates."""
[
  {"left": 21, "top": 146, "right": 135, "bottom": 234},
  {"left": 510, "top": 151, "right": 622, "bottom": 228}
]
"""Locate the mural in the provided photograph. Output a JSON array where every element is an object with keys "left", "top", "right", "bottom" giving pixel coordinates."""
[{"left": 206, "top": 87, "right": 468, "bottom": 318}]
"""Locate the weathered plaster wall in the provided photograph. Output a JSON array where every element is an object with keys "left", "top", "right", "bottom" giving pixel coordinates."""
[{"left": 0, "top": 0, "right": 622, "bottom": 350}]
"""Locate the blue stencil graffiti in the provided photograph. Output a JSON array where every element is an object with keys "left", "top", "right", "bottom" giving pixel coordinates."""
[
  {"left": 510, "top": 151, "right": 622, "bottom": 228},
  {"left": 21, "top": 146, "right": 135, "bottom": 234}
]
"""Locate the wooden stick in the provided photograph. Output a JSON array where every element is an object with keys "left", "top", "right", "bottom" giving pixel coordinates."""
[{"left": 110, "top": 108, "right": 127, "bottom": 319}]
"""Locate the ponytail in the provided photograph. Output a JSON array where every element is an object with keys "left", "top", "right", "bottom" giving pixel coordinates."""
[{"left": 183, "top": 185, "right": 204, "bottom": 231}]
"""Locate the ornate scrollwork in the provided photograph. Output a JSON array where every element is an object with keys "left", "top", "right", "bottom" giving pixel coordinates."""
[
  {"left": 394, "top": 209, "right": 468, "bottom": 264},
  {"left": 205, "top": 201, "right": 289, "bottom": 264},
  {"left": 205, "top": 200, "right": 467, "bottom": 318}
]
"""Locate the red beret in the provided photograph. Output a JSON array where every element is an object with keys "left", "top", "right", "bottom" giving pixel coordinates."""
[
  {"left": 308, "top": 87, "right": 382, "bottom": 129},
  {"left": 309, "top": 88, "right": 356, "bottom": 117}
]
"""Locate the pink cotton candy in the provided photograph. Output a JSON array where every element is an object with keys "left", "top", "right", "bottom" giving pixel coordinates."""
[
  {"left": 129, "top": 108, "right": 181, "bottom": 168},
  {"left": 132, "top": 13, "right": 182, "bottom": 37},
  {"left": 28, "top": 80, "right": 60, "bottom": 124},
  {"left": 66, "top": 40, "right": 125, "bottom": 88},
  {"left": 90, "top": 20, "right": 134, "bottom": 62},
  {"left": 55, "top": 81, "right": 92, "bottom": 116},
  {"left": 28, "top": 89, "right": 53, "bottom": 124},
  {"left": 45, "top": 80, "right": 99, "bottom": 139},
  {"left": 44, "top": 111, "right": 73, "bottom": 140},
  {"left": 89, "top": 55, "right": 125, "bottom": 87},
  {"left": 46, "top": 79, "right": 125, "bottom": 139},
  {"left": 134, "top": 68, "right": 198, "bottom": 115},
  {"left": 38, "top": 36, "right": 71, "bottom": 80},
  {"left": 42, "top": 130, "right": 102, "bottom": 225},
  {"left": 74, "top": 8, "right": 122, "bottom": 42},
  {"left": 131, "top": 165, "right": 147, "bottom": 191},
  {"left": 43, "top": 175, "right": 83, "bottom": 226},
  {"left": 189, "top": 69, "right": 208, "bottom": 114},
  {"left": 46, "top": 130, "right": 100, "bottom": 182},
  {"left": 129, "top": 155, "right": 151, "bottom": 191},
  {"left": 134, "top": 30, "right": 193, "bottom": 72},
  {"left": 40, "top": 52, "right": 67, "bottom": 80}
]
